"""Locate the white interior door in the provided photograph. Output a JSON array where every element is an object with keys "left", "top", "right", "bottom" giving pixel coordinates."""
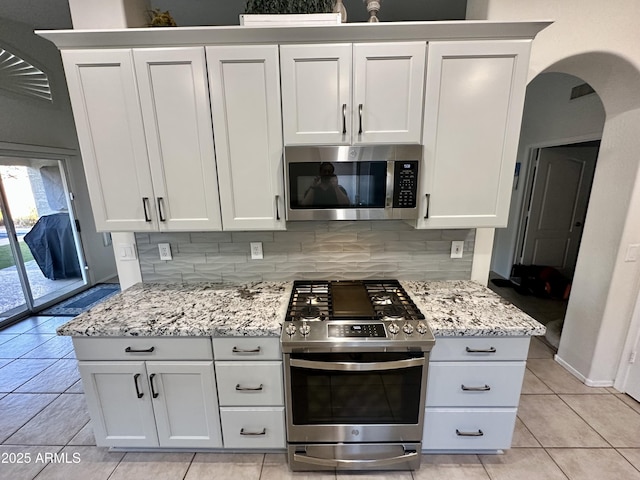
[{"left": 520, "top": 144, "right": 598, "bottom": 276}]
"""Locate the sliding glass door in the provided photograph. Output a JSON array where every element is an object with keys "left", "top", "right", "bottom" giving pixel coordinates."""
[{"left": 0, "top": 155, "right": 87, "bottom": 323}]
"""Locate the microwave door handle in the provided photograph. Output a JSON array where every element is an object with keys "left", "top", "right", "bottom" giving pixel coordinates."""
[{"left": 289, "top": 357, "right": 424, "bottom": 372}]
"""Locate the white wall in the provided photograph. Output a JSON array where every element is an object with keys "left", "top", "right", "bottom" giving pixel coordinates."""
[
  {"left": 491, "top": 72, "right": 605, "bottom": 278},
  {"left": 0, "top": 17, "right": 117, "bottom": 285},
  {"left": 468, "top": 0, "right": 640, "bottom": 386}
]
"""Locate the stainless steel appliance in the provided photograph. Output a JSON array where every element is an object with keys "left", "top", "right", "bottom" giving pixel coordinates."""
[
  {"left": 281, "top": 280, "right": 435, "bottom": 471},
  {"left": 284, "top": 145, "right": 421, "bottom": 221}
]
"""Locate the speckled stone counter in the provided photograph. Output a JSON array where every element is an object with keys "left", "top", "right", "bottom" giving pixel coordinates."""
[
  {"left": 57, "top": 282, "right": 292, "bottom": 337},
  {"left": 402, "top": 280, "right": 546, "bottom": 337},
  {"left": 57, "top": 280, "right": 545, "bottom": 338}
]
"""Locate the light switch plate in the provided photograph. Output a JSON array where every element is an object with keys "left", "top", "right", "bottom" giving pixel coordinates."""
[
  {"left": 118, "top": 243, "right": 137, "bottom": 261},
  {"left": 450, "top": 241, "right": 464, "bottom": 259}
]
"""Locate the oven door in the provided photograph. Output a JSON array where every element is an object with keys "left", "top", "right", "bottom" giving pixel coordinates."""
[{"left": 284, "top": 351, "right": 427, "bottom": 443}]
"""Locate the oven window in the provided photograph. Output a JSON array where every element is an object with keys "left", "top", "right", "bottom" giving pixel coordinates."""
[
  {"left": 289, "top": 352, "right": 423, "bottom": 425},
  {"left": 288, "top": 161, "right": 387, "bottom": 209}
]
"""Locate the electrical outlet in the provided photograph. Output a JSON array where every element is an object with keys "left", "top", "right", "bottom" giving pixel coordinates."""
[
  {"left": 450, "top": 241, "right": 464, "bottom": 259},
  {"left": 250, "top": 242, "right": 263, "bottom": 260},
  {"left": 158, "top": 243, "right": 172, "bottom": 260}
]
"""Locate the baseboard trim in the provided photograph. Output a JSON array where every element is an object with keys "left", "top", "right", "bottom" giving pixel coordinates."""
[{"left": 554, "top": 354, "right": 614, "bottom": 387}]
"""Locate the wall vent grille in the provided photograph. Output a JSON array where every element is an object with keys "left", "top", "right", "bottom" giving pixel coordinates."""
[{"left": 570, "top": 83, "right": 595, "bottom": 100}]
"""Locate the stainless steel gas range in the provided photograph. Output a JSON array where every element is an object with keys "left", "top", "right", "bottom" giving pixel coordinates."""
[{"left": 280, "top": 280, "right": 435, "bottom": 471}]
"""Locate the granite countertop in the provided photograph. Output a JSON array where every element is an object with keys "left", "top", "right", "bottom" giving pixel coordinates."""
[
  {"left": 57, "top": 282, "right": 292, "bottom": 337},
  {"left": 402, "top": 280, "right": 546, "bottom": 337},
  {"left": 57, "top": 280, "right": 545, "bottom": 338}
]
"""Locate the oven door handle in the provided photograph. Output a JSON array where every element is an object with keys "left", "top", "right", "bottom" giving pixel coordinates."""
[
  {"left": 289, "top": 357, "right": 424, "bottom": 372},
  {"left": 293, "top": 449, "right": 418, "bottom": 468}
]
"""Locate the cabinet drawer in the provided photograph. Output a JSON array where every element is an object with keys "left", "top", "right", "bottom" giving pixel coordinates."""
[
  {"left": 423, "top": 408, "right": 517, "bottom": 451},
  {"left": 426, "top": 361, "right": 525, "bottom": 407},
  {"left": 220, "top": 407, "right": 285, "bottom": 449},
  {"left": 212, "top": 337, "right": 281, "bottom": 360},
  {"left": 216, "top": 361, "right": 283, "bottom": 406},
  {"left": 430, "top": 337, "right": 530, "bottom": 361},
  {"left": 73, "top": 337, "right": 213, "bottom": 361}
]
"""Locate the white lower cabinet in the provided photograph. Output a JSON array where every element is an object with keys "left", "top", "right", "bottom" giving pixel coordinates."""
[
  {"left": 220, "top": 407, "right": 286, "bottom": 449},
  {"left": 213, "top": 337, "right": 285, "bottom": 449},
  {"left": 424, "top": 336, "right": 530, "bottom": 451},
  {"left": 75, "top": 337, "right": 222, "bottom": 449}
]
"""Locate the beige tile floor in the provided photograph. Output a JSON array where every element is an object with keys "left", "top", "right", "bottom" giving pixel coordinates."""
[{"left": 1, "top": 316, "right": 640, "bottom": 479}]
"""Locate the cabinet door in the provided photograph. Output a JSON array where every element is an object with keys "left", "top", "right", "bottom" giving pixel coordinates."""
[
  {"left": 78, "top": 361, "right": 158, "bottom": 447},
  {"left": 133, "top": 48, "right": 222, "bottom": 231},
  {"left": 280, "top": 44, "right": 352, "bottom": 145},
  {"left": 146, "top": 361, "right": 222, "bottom": 448},
  {"left": 417, "top": 40, "right": 531, "bottom": 228},
  {"left": 353, "top": 42, "right": 426, "bottom": 144},
  {"left": 61, "top": 49, "right": 156, "bottom": 232},
  {"left": 207, "top": 45, "right": 285, "bottom": 230}
]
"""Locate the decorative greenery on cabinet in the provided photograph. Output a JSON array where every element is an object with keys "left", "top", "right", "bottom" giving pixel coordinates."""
[{"left": 244, "top": 0, "right": 334, "bottom": 14}]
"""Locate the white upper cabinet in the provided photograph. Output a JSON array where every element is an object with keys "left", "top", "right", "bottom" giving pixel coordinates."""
[
  {"left": 280, "top": 42, "right": 426, "bottom": 145},
  {"left": 133, "top": 48, "right": 222, "bottom": 231},
  {"left": 62, "top": 48, "right": 222, "bottom": 232},
  {"left": 62, "top": 49, "right": 156, "bottom": 232},
  {"left": 416, "top": 40, "right": 531, "bottom": 229},
  {"left": 206, "top": 45, "right": 285, "bottom": 230}
]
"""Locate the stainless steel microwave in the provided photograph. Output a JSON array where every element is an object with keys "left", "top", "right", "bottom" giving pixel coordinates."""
[{"left": 284, "top": 145, "right": 422, "bottom": 221}]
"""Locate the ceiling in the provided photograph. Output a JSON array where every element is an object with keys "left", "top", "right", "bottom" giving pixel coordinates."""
[{"left": 0, "top": 0, "right": 467, "bottom": 30}]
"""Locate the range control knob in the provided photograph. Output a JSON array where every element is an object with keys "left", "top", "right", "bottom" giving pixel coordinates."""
[
  {"left": 388, "top": 322, "right": 400, "bottom": 335},
  {"left": 284, "top": 324, "right": 297, "bottom": 336},
  {"left": 299, "top": 322, "right": 311, "bottom": 337},
  {"left": 416, "top": 322, "right": 429, "bottom": 335},
  {"left": 402, "top": 322, "right": 414, "bottom": 335}
]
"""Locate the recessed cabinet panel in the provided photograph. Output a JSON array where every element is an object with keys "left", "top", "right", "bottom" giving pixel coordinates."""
[
  {"left": 418, "top": 40, "right": 531, "bottom": 228},
  {"left": 280, "top": 44, "right": 352, "bottom": 145},
  {"left": 207, "top": 45, "right": 285, "bottom": 230},
  {"left": 61, "top": 50, "right": 155, "bottom": 232},
  {"left": 353, "top": 42, "right": 426, "bottom": 144},
  {"left": 133, "top": 48, "right": 222, "bottom": 231}
]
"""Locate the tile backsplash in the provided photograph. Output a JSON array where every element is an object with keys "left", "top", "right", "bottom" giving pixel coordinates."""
[{"left": 135, "top": 221, "right": 475, "bottom": 283}]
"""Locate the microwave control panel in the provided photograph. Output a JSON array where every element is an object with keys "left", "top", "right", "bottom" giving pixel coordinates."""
[{"left": 392, "top": 161, "right": 419, "bottom": 208}]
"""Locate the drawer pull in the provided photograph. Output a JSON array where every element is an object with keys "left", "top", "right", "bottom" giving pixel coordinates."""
[
  {"left": 232, "top": 346, "right": 261, "bottom": 354},
  {"left": 133, "top": 374, "right": 143, "bottom": 398},
  {"left": 235, "top": 383, "right": 264, "bottom": 391},
  {"left": 456, "top": 429, "right": 484, "bottom": 437},
  {"left": 240, "top": 428, "right": 266, "bottom": 436},
  {"left": 461, "top": 384, "right": 491, "bottom": 392},
  {"left": 125, "top": 346, "right": 155, "bottom": 353},
  {"left": 465, "top": 346, "right": 496, "bottom": 354}
]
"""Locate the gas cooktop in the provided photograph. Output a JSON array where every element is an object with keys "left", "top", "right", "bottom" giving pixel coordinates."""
[{"left": 281, "top": 280, "right": 435, "bottom": 352}]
